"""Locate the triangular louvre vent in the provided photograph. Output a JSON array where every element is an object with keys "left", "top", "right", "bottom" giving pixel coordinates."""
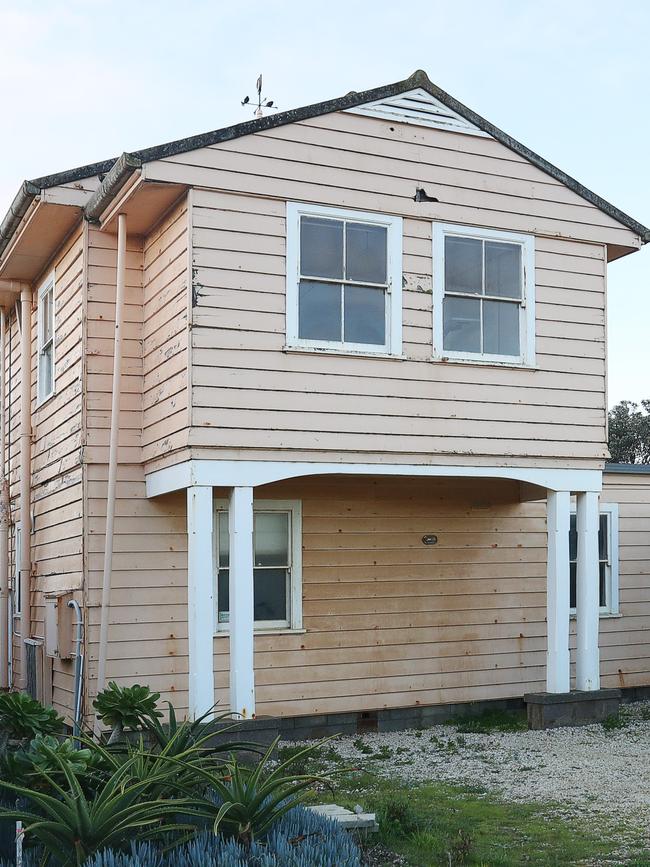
[{"left": 345, "top": 88, "right": 489, "bottom": 137}]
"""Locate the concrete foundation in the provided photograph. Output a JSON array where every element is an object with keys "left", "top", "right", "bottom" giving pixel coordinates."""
[{"left": 524, "top": 689, "right": 622, "bottom": 730}]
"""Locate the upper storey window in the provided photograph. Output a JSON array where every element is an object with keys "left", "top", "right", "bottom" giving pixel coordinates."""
[
  {"left": 37, "top": 271, "right": 55, "bottom": 404},
  {"left": 433, "top": 224, "right": 535, "bottom": 366},
  {"left": 286, "top": 203, "right": 402, "bottom": 355}
]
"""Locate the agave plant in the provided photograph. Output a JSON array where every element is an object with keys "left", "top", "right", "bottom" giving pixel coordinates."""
[
  {"left": 0, "top": 743, "right": 210, "bottom": 866},
  {"left": 141, "top": 703, "right": 263, "bottom": 760},
  {"left": 172, "top": 736, "right": 344, "bottom": 848},
  {"left": 0, "top": 692, "right": 64, "bottom": 741},
  {"left": 93, "top": 683, "right": 162, "bottom": 743}
]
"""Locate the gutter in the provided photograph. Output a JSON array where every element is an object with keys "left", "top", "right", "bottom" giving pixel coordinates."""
[
  {"left": 0, "top": 182, "right": 40, "bottom": 262},
  {"left": 84, "top": 153, "right": 142, "bottom": 224}
]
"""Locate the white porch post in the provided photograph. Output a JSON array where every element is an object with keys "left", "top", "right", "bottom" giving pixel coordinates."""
[
  {"left": 229, "top": 486, "right": 256, "bottom": 718},
  {"left": 187, "top": 485, "right": 215, "bottom": 718},
  {"left": 575, "top": 491, "right": 601, "bottom": 690},
  {"left": 546, "top": 490, "right": 571, "bottom": 693}
]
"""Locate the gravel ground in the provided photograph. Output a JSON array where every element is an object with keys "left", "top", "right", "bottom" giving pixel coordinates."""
[{"left": 306, "top": 701, "right": 650, "bottom": 839}]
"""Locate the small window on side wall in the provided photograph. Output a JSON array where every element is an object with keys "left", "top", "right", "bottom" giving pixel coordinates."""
[
  {"left": 37, "top": 272, "right": 55, "bottom": 403},
  {"left": 214, "top": 499, "right": 302, "bottom": 632},
  {"left": 569, "top": 503, "right": 619, "bottom": 616},
  {"left": 433, "top": 223, "right": 535, "bottom": 366},
  {"left": 286, "top": 203, "right": 403, "bottom": 356}
]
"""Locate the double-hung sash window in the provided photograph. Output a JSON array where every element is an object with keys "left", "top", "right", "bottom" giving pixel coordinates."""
[
  {"left": 569, "top": 503, "right": 619, "bottom": 616},
  {"left": 433, "top": 224, "right": 535, "bottom": 365},
  {"left": 286, "top": 203, "right": 402, "bottom": 355},
  {"left": 37, "top": 272, "right": 55, "bottom": 403},
  {"left": 214, "top": 500, "right": 302, "bottom": 631}
]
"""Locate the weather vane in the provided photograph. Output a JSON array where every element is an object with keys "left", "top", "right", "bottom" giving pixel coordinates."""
[{"left": 241, "top": 75, "right": 277, "bottom": 117}]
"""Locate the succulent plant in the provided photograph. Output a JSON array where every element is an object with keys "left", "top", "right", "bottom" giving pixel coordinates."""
[{"left": 0, "top": 692, "right": 64, "bottom": 741}]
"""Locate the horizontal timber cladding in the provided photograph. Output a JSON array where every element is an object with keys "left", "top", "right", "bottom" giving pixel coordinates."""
[
  {"left": 600, "top": 473, "right": 650, "bottom": 692},
  {"left": 84, "top": 464, "right": 189, "bottom": 715},
  {"left": 142, "top": 194, "right": 190, "bottom": 464},
  {"left": 140, "top": 107, "right": 616, "bottom": 468},
  {"left": 212, "top": 475, "right": 552, "bottom": 716},
  {"left": 4, "top": 227, "right": 87, "bottom": 718}
]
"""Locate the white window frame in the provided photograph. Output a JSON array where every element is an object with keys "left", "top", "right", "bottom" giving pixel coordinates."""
[
  {"left": 285, "top": 202, "right": 403, "bottom": 356},
  {"left": 432, "top": 222, "right": 535, "bottom": 367},
  {"left": 37, "top": 271, "right": 55, "bottom": 404},
  {"left": 569, "top": 502, "right": 619, "bottom": 617},
  {"left": 213, "top": 499, "right": 303, "bottom": 633}
]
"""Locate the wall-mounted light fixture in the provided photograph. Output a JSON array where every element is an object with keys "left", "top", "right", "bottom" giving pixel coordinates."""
[{"left": 422, "top": 534, "right": 438, "bottom": 546}]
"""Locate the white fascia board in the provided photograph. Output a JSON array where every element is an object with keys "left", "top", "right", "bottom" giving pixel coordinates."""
[{"left": 146, "top": 460, "right": 603, "bottom": 496}]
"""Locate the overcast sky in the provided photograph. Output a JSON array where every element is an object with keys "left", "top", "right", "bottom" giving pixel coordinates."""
[{"left": 1, "top": 0, "right": 648, "bottom": 408}]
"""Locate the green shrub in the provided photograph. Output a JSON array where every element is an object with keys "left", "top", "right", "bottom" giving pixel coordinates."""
[
  {"left": 0, "top": 692, "right": 64, "bottom": 741},
  {"left": 375, "top": 794, "right": 420, "bottom": 839}
]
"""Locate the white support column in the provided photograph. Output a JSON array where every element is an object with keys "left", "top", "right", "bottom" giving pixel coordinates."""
[
  {"left": 229, "top": 486, "right": 255, "bottom": 718},
  {"left": 575, "top": 491, "right": 601, "bottom": 691},
  {"left": 187, "top": 486, "right": 214, "bottom": 719},
  {"left": 546, "top": 490, "right": 571, "bottom": 693}
]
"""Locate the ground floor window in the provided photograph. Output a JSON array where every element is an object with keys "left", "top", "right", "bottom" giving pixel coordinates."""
[
  {"left": 569, "top": 503, "right": 619, "bottom": 615},
  {"left": 214, "top": 499, "right": 302, "bottom": 631}
]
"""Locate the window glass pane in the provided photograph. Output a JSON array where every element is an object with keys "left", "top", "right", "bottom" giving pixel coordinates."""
[
  {"left": 485, "top": 242, "right": 521, "bottom": 298},
  {"left": 300, "top": 217, "right": 343, "bottom": 279},
  {"left": 254, "top": 568, "right": 287, "bottom": 621},
  {"left": 345, "top": 223, "right": 387, "bottom": 284},
  {"left": 217, "top": 569, "right": 229, "bottom": 622},
  {"left": 344, "top": 286, "right": 386, "bottom": 346},
  {"left": 569, "top": 514, "right": 577, "bottom": 561},
  {"left": 570, "top": 562, "right": 576, "bottom": 609},
  {"left": 218, "top": 512, "right": 229, "bottom": 568},
  {"left": 445, "top": 236, "right": 482, "bottom": 295},
  {"left": 254, "top": 512, "right": 289, "bottom": 567},
  {"left": 298, "top": 281, "right": 341, "bottom": 341},
  {"left": 443, "top": 296, "right": 480, "bottom": 353},
  {"left": 599, "top": 563, "right": 607, "bottom": 608},
  {"left": 42, "top": 290, "right": 53, "bottom": 344},
  {"left": 599, "top": 515, "right": 608, "bottom": 560},
  {"left": 39, "top": 347, "right": 53, "bottom": 398},
  {"left": 483, "top": 300, "right": 520, "bottom": 356}
]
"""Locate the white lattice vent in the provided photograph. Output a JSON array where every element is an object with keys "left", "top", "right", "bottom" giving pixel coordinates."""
[{"left": 345, "top": 88, "right": 489, "bottom": 137}]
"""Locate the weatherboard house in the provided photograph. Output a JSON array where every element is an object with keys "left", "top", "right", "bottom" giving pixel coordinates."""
[{"left": 0, "top": 71, "right": 648, "bottom": 733}]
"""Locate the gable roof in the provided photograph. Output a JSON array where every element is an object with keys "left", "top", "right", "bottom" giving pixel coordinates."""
[{"left": 1, "top": 69, "right": 648, "bottom": 262}]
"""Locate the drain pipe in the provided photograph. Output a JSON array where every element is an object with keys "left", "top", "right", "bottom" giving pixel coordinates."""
[
  {"left": 19, "top": 286, "right": 31, "bottom": 690},
  {"left": 96, "top": 213, "right": 127, "bottom": 704},
  {"left": 0, "top": 308, "right": 8, "bottom": 689},
  {"left": 67, "top": 599, "right": 84, "bottom": 740}
]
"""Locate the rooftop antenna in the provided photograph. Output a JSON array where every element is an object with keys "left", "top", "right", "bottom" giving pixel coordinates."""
[{"left": 241, "top": 74, "right": 277, "bottom": 117}]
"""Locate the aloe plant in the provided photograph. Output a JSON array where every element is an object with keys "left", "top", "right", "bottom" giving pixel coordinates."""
[
  {"left": 0, "top": 692, "right": 64, "bottom": 741},
  {"left": 0, "top": 743, "right": 209, "bottom": 866},
  {"left": 171, "top": 736, "right": 343, "bottom": 848}
]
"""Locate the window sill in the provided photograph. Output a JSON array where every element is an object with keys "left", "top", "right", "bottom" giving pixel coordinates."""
[
  {"left": 214, "top": 628, "right": 307, "bottom": 638},
  {"left": 570, "top": 612, "right": 621, "bottom": 620},
  {"left": 431, "top": 355, "right": 537, "bottom": 371},
  {"left": 36, "top": 389, "right": 57, "bottom": 410},
  {"left": 284, "top": 345, "right": 404, "bottom": 361}
]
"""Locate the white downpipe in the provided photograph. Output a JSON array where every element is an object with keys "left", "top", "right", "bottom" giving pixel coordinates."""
[
  {"left": 0, "top": 308, "right": 8, "bottom": 689},
  {"left": 96, "top": 214, "right": 127, "bottom": 702},
  {"left": 19, "top": 287, "right": 31, "bottom": 690}
]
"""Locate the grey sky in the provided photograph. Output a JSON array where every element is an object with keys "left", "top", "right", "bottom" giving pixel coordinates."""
[{"left": 1, "top": 0, "right": 647, "bottom": 408}]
